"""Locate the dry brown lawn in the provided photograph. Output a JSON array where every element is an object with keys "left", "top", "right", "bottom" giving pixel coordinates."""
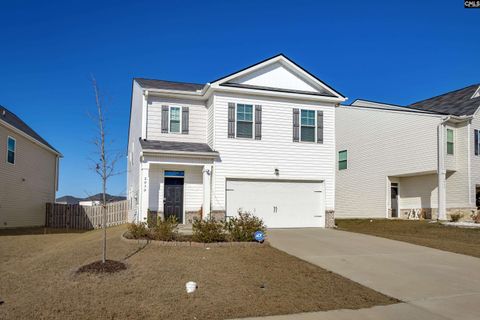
[
  {"left": 0, "top": 225, "right": 397, "bottom": 320},
  {"left": 336, "top": 219, "right": 480, "bottom": 258}
]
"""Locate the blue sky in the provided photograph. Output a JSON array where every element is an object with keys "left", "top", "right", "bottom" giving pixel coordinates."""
[{"left": 0, "top": 0, "right": 478, "bottom": 198}]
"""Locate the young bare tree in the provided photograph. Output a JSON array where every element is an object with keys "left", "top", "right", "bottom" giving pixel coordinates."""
[{"left": 90, "top": 76, "right": 122, "bottom": 263}]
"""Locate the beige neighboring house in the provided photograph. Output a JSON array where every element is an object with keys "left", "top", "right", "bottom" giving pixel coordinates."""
[
  {"left": 0, "top": 106, "right": 61, "bottom": 228},
  {"left": 336, "top": 84, "right": 480, "bottom": 221}
]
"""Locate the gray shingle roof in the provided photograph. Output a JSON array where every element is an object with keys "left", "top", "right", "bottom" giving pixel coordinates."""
[
  {"left": 409, "top": 84, "right": 480, "bottom": 116},
  {"left": 0, "top": 105, "right": 60, "bottom": 154},
  {"left": 135, "top": 78, "right": 205, "bottom": 92},
  {"left": 140, "top": 139, "right": 218, "bottom": 154}
]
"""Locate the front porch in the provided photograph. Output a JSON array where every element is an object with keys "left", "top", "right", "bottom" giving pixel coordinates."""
[
  {"left": 387, "top": 171, "right": 475, "bottom": 220},
  {"left": 138, "top": 140, "right": 219, "bottom": 224}
]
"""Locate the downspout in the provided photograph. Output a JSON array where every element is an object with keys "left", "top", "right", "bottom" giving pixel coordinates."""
[{"left": 437, "top": 116, "right": 450, "bottom": 221}]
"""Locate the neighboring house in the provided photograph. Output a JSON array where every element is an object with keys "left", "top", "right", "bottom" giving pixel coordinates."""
[
  {"left": 127, "top": 54, "right": 346, "bottom": 228},
  {"left": 336, "top": 84, "right": 480, "bottom": 220},
  {"left": 0, "top": 106, "right": 61, "bottom": 228},
  {"left": 56, "top": 194, "right": 126, "bottom": 205},
  {"left": 56, "top": 195, "right": 83, "bottom": 205}
]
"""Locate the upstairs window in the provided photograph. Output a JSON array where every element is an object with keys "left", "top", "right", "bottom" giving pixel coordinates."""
[
  {"left": 300, "top": 109, "right": 316, "bottom": 142},
  {"left": 236, "top": 104, "right": 253, "bottom": 138},
  {"left": 338, "top": 150, "right": 347, "bottom": 170},
  {"left": 169, "top": 107, "right": 181, "bottom": 133},
  {"left": 447, "top": 128, "right": 454, "bottom": 155},
  {"left": 475, "top": 129, "right": 480, "bottom": 156},
  {"left": 7, "top": 136, "right": 15, "bottom": 164}
]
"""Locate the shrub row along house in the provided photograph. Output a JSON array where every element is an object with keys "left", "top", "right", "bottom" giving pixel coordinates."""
[
  {"left": 126, "top": 53, "right": 480, "bottom": 227},
  {"left": 0, "top": 106, "right": 61, "bottom": 228}
]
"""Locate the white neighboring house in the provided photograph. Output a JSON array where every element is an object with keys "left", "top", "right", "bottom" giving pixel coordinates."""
[
  {"left": 78, "top": 200, "right": 101, "bottom": 206},
  {"left": 336, "top": 84, "right": 480, "bottom": 220},
  {"left": 0, "top": 106, "right": 61, "bottom": 228},
  {"left": 127, "top": 54, "right": 346, "bottom": 228}
]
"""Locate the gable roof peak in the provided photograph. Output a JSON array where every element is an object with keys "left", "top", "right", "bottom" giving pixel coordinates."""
[{"left": 0, "top": 104, "right": 60, "bottom": 155}]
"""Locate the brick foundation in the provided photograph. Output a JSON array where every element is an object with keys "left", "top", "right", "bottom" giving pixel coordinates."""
[
  {"left": 210, "top": 210, "right": 226, "bottom": 221},
  {"left": 398, "top": 207, "right": 476, "bottom": 221},
  {"left": 185, "top": 211, "right": 201, "bottom": 223},
  {"left": 325, "top": 210, "right": 335, "bottom": 228}
]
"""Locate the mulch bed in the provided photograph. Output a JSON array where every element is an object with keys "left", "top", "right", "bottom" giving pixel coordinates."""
[{"left": 76, "top": 259, "right": 126, "bottom": 274}]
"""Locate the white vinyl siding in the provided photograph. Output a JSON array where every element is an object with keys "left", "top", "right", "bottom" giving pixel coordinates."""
[
  {"left": 147, "top": 97, "right": 207, "bottom": 143},
  {"left": 336, "top": 106, "right": 440, "bottom": 218},
  {"left": 336, "top": 106, "right": 472, "bottom": 218},
  {"left": 127, "top": 82, "right": 144, "bottom": 220},
  {"left": 211, "top": 92, "right": 336, "bottom": 213},
  {"left": 471, "top": 115, "right": 480, "bottom": 206}
]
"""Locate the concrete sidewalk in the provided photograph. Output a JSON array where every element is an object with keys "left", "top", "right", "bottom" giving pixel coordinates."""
[{"left": 238, "top": 228, "right": 480, "bottom": 320}]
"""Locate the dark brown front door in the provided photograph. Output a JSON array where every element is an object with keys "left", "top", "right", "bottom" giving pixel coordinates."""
[{"left": 164, "top": 178, "right": 184, "bottom": 223}]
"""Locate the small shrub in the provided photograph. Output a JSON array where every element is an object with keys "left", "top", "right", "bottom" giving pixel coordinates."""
[
  {"left": 471, "top": 211, "right": 480, "bottom": 223},
  {"left": 225, "top": 211, "right": 266, "bottom": 242},
  {"left": 152, "top": 216, "right": 179, "bottom": 241},
  {"left": 450, "top": 212, "right": 463, "bottom": 222},
  {"left": 147, "top": 210, "right": 158, "bottom": 228},
  {"left": 192, "top": 219, "right": 226, "bottom": 243},
  {"left": 127, "top": 222, "right": 150, "bottom": 239}
]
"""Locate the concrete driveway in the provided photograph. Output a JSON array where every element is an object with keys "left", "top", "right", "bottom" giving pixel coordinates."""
[{"left": 240, "top": 228, "right": 480, "bottom": 320}]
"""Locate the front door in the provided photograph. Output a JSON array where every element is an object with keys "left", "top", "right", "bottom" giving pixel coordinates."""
[
  {"left": 391, "top": 183, "right": 399, "bottom": 218},
  {"left": 164, "top": 178, "right": 184, "bottom": 223}
]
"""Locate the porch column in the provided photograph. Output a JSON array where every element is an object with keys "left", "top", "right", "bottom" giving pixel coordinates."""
[
  {"left": 139, "top": 162, "right": 150, "bottom": 222},
  {"left": 437, "top": 122, "right": 447, "bottom": 220},
  {"left": 202, "top": 165, "right": 212, "bottom": 220}
]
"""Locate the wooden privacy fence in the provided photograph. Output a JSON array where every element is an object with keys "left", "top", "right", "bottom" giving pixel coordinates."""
[{"left": 45, "top": 200, "right": 128, "bottom": 230}]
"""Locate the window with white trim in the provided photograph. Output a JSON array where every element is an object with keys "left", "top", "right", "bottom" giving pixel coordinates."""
[
  {"left": 300, "top": 109, "right": 315, "bottom": 142},
  {"left": 447, "top": 128, "right": 454, "bottom": 155},
  {"left": 236, "top": 104, "right": 253, "bottom": 138},
  {"left": 7, "top": 136, "right": 15, "bottom": 164},
  {"left": 338, "top": 150, "right": 347, "bottom": 170},
  {"left": 169, "top": 106, "right": 181, "bottom": 133}
]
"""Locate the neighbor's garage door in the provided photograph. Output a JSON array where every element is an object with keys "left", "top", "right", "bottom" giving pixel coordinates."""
[{"left": 226, "top": 179, "right": 325, "bottom": 228}]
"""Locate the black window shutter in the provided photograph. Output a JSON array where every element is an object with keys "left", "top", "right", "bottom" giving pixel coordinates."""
[
  {"left": 161, "top": 105, "right": 169, "bottom": 133},
  {"left": 317, "top": 111, "right": 324, "bottom": 144},
  {"left": 182, "top": 107, "right": 189, "bottom": 134},
  {"left": 293, "top": 108, "right": 299, "bottom": 142},
  {"left": 475, "top": 129, "right": 479, "bottom": 156},
  {"left": 228, "top": 102, "right": 235, "bottom": 138},
  {"left": 255, "top": 105, "right": 262, "bottom": 140}
]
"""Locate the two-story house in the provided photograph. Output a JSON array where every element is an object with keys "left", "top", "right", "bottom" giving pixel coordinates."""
[
  {"left": 127, "top": 54, "right": 346, "bottom": 228},
  {"left": 0, "top": 105, "right": 61, "bottom": 228},
  {"left": 336, "top": 84, "right": 480, "bottom": 220}
]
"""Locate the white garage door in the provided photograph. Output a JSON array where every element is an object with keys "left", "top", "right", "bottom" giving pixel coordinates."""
[{"left": 226, "top": 179, "right": 325, "bottom": 228}]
